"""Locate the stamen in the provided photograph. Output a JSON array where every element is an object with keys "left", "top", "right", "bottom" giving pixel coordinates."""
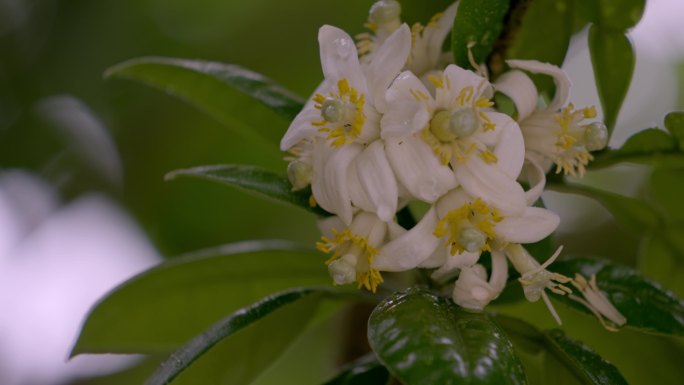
[
  {"left": 312, "top": 79, "right": 366, "bottom": 147},
  {"left": 434, "top": 198, "right": 502, "bottom": 255}
]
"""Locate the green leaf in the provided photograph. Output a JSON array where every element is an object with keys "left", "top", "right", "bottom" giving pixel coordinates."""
[
  {"left": 550, "top": 257, "right": 684, "bottom": 336},
  {"left": 588, "top": 25, "right": 634, "bottom": 133},
  {"left": 145, "top": 289, "right": 323, "bottom": 385},
  {"left": 72, "top": 239, "right": 332, "bottom": 355},
  {"left": 639, "top": 234, "right": 684, "bottom": 299},
  {"left": 105, "top": 57, "right": 304, "bottom": 146},
  {"left": 368, "top": 287, "right": 526, "bottom": 385},
  {"left": 649, "top": 167, "right": 684, "bottom": 221},
  {"left": 664, "top": 111, "right": 684, "bottom": 148},
  {"left": 322, "top": 354, "right": 390, "bottom": 385},
  {"left": 505, "top": 0, "right": 573, "bottom": 95},
  {"left": 548, "top": 182, "right": 660, "bottom": 233},
  {"left": 593, "top": 0, "right": 645, "bottom": 31},
  {"left": 166, "top": 164, "right": 330, "bottom": 216},
  {"left": 590, "top": 128, "right": 683, "bottom": 169},
  {"left": 496, "top": 316, "right": 628, "bottom": 385},
  {"left": 452, "top": 0, "right": 510, "bottom": 70}
]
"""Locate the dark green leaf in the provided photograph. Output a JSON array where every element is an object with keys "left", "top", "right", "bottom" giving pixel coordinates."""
[
  {"left": 664, "top": 111, "right": 684, "bottom": 148},
  {"left": 639, "top": 234, "right": 684, "bottom": 300},
  {"left": 505, "top": 0, "right": 573, "bottom": 95},
  {"left": 551, "top": 257, "right": 684, "bottom": 336},
  {"left": 145, "top": 289, "right": 323, "bottom": 385},
  {"left": 322, "top": 354, "right": 390, "bottom": 385},
  {"left": 588, "top": 26, "right": 634, "bottom": 132},
  {"left": 72, "top": 240, "right": 332, "bottom": 355},
  {"left": 593, "top": 0, "right": 645, "bottom": 31},
  {"left": 548, "top": 182, "right": 660, "bottom": 233},
  {"left": 496, "top": 316, "right": 628, "bottom": 385},
  {"left": 105, "top": 57, "right": 304, "bottom": 146},
  {"left": 590, "top": 128, "right": 683, "bottom": 169},
  {"left": 166, "top": 164, "right": 330, "bottom": 216},
  {"left": 368, "top": 287, "right": 526, "bottom": 385},
  {"left": 452, "top": 0, "right": 510, "bottom": 70}
]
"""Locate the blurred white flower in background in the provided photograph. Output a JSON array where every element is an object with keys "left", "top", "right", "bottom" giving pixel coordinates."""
[{"left": 0, "top": 170, "right": 160, "bottom": 385}]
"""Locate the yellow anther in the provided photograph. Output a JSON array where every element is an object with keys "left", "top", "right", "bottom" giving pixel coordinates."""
[
  {"left": 481, "top": 150, "right": 498, "bottom": 164},
  {"left": 434, "top": 198, "right": 502, "bottom": 255}
]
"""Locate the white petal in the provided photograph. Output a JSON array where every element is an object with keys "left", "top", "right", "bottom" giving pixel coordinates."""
[
  {"left": 431, "top": 250, "right": 480, "bottom": 282},
  {"left": 494, "top": 70, "right": 538, "bottom": 120},
  {"left": 455, "top": 156, "right": 526, "bottom": 216},
  {"left": 507, "top": 59, "right": 571, "bottom": 112},
  {"left": 375, "top": 207, "right": 441, "bottom": 271},
  {"left": 381, "top": 99, "right": 430, "bottom": 138},
  {"left": 311, "top": 140, "right": 362, "bottom": 225},
  {"left": 435, "top": 188, "right": 469, "bottom": 218},
  {"left": 442, "top": 64, "right": 492, "bottom": 106},
  {"left": 489, "top": 251, "right": 508, "bottom": 292},
  {"left": 387, "top": 220, "right": 407, "bottom": 239},
  {"left": 418, "top": 246, "right": 447, "bottom": 269},
  {"left": 426, "top": 2, "right": 459, "bottom": 63},
  {"left": 317, "top": 215, "right": 345, "bottom": 239},
  {"left": 495, "top": 207, "right": 560, "bottom": 243},
  {"left": 355, "top": 140, "right": 399, "bottom": 222},
  {"left": 452, "top": 264, "right": 496, "bottom": 310},
  {"left": 481, "top": 111, "right": 525, "bottom": 179},
  {"left": 347, "top": 160, "right": 375, "bottom": 214},
  {"left": 520, "top": 159, "right": 546, "bottom": 205},
  {"left": 358, "top": 106, "right": 381, "bottom": 143},
  {"left": 366, "top": 24, "right": 412, "bottom": 112},
  {"left": 385, "top": 71, "right": 434, "bottom": 105},
  {"left": 386, "top": 136, "right": 458, "bottom": 202},
  {"left": 318, "top": 25, "right": 365, "bottom": 90},
  {"left": 280, "top": 105, "right": 323, "bottom": 150}
]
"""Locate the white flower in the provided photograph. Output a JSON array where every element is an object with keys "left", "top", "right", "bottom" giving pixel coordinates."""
[
  {"left": 280, "top": 24, "right": 411, "bottom": 223},
  {"left": 495, "top": 60, "right": 609, "bottom": 178},
  {"left": 357, "top": 1, "right": 458, "bottom": 79},
  {"left": 316, "top": 211, "right": 404, "bottom": 292},
  {"left": 372, "top": 187, "right": 559, "bottom": 277},
  {"left": 382, "top": 64, "right": 527, "bottom": 213},
  {"left": 505, "top": 244, "right": 626, "bottom": 330}
]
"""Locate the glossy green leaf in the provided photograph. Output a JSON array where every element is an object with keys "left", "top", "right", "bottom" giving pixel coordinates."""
[
  {"left": 590, "top": 128, "right": 683, "bottom": 169},
  {"left": 496, "top": 316, "right": 628, "bottom": 385},
  {"left": 550, "top": 257, "right": 684, "bottom": 336},
  {"left": 452, "top": 0, "right": 510, "bottom": 70},
  {"left": 145, "top": 289, "right": 323, "bottom": 385},
  {"left": 72, "top": 240, "right": 332, "bottom": 355},
  {"left": 368, "top": 287, "right": 526, "bottom": 385},
  {"left": 105, "top": 57, "right": 304, "bottom": 146},
  {"left": 322, "top": 354, "right": 390, "bottom": 385},
  {"left": 549, "top": 182, "right": 660, "bottom": 233},
  {"left": 505, "top": 0, "right": 572, "bottom": 95},
  {"left": 593, "top": 0, "right": 645, "bottom": 31},
  {"left": 166, "top": 164, "right": 330, "bottom": 216},
  {"left": 664, "top": 111, "right": 684, "bottom": 148},
  {"left": 588, "top": 25, "right": 634, "bottom": 133}
]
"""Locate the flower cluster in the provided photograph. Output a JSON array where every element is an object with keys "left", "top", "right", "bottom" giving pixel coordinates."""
[{"left": 282, "top": 0, "right": 623, "bottom": 328}]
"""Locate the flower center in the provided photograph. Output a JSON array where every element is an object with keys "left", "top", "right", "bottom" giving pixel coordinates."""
[
  {"left": 316, "top": 228, "right": 383, "bottom": 292},
  {"left": 434, "top": 198, "right": 503, "bottom": 255},
  {"left": 429, "top": 108, "right": 479, "bottom": 142},
  {"left": 547, "top": 103, "right": 607, "bottom": 177},
  {"left": 312, "top": 79, "right": 366, "bottom": 147}
]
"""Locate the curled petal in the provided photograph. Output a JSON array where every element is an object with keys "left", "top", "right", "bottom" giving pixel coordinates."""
[
  {"left": 386, "top": 136, "right": 458, "bottom": 202},
  {"left": 312, "top": 140, "right": 362, "bottom": 225},
  {"left": 507, "top": 59, "right": 571, "bottom": 112},
  {"left": 520, "top": 159, "right": 546, "bottom": 205},
  {"left": 455, "top": 156, "right": 526, "bottom": 216},
  {"left": 381, "top": 99, "right": 430, "bottom": 138},
  {"left": 354, "top": 140, "right": 398, "bottom": 222},
  {"left": 431, "top": 250, "right": 480, "bottom": 283},
  {"left": 366, "top": 24, "right": 412, "bottom": 112},
  {"left": 319, "top": 25, "right": 365, "bottom": 90},
  {"left": 495, "top": 207, "right": 560, "bottom": 244},
  {"left": 375, "top": 207, "right": 441, "bottom": 271},
  {"left": 494, "top": 70, "right": 538, "bottom": 120},
  {"left": 426, "top": 2, "right": 458, "bottom": 64}
]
